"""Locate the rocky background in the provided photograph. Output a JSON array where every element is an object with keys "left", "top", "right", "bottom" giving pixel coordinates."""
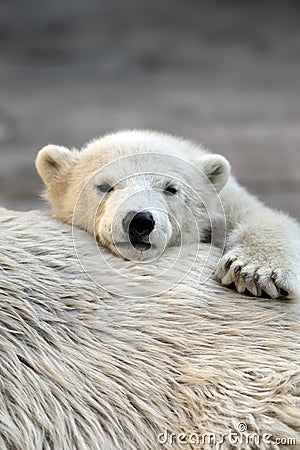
[{"left": 0, "top": 0, "right": 299, "bottom": 218}]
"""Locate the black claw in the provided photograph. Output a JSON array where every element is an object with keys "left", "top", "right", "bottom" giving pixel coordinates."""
[
  {"left": 254, "top": 273, "right": 260, "bottom": 281},
  {"left": 234, "top": 265, "right": 242, "bottom": 273},
  {"left": 225, "top": 259, "right": 233, "bottom": 270},
  {"left": 244, "top": 288, "right": 255, "bottom": 297},
  {"left": 279, "top": 288, "right": 289, "bottom": 297},
  {"left": 261, "top": 289, "right": 271, "bottom": 299},
  {"left": 241, "top": 271, "right": 249, "bottom": 277}
]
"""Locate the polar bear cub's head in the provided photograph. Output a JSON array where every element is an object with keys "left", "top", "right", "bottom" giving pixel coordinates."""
[{"left": 36, "top": 130, "right": 230, "bottom": 261}]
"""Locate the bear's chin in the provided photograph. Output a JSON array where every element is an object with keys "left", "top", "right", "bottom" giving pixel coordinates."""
[
  {"left": 109, "top": 241, "right": 165, "bottom": 263},
  {"left": 129, "top": 242, "right": 152, "bottom": 252}
]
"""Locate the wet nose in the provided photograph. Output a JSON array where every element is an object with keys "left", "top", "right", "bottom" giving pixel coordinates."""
[{"left": 126, "top": 211, "right": 155, "bottom": 236}]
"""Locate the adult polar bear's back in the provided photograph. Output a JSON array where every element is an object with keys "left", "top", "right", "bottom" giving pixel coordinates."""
[{"left": 0, "top": 207, "right": 299, "bottom": 450}]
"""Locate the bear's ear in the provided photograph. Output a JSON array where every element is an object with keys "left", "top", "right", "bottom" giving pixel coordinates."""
[
  {"left": 194, "top": 154, "right": 231, "bottom": 192},
  {"left": 35, "top": 145, "right": 78, "bottom": 185}
]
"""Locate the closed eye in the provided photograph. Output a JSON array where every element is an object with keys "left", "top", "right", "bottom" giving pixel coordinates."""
[
  {"left": 96, "top": 183, "right": 113, "bottom": 194},
  {"left": 164, "top": 185, "right": 178, "bottom": 195}
]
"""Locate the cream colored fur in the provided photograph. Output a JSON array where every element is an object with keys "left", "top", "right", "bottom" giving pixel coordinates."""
[
  {"left": 36, "top": 130, "right": 300, "bottom": 299},
  {"left": 0, "top": 207, "right": 299, "bottom": 449}
]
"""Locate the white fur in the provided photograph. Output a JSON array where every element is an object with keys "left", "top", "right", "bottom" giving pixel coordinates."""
[
  {"left": 0, "top": 207, "right": 299, "bottom": 449},
  {"left": 36, "top": 129, "right": 300, "bottom": 298}
]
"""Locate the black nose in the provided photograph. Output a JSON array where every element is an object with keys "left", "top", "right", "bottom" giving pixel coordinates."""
[{"left": 128, "top": 211, "right": 155, "bottom": 236}]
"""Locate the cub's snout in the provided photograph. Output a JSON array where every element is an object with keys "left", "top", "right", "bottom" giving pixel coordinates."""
[
  {"left": 129, "top": 211, "right": 155, "bottom": 236},
  {"left": 123, "top": 210, "right": 155, "bottom": 251}
]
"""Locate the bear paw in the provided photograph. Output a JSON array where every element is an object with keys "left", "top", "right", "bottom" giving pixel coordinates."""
[{"left": 216, "top": 250, "right": 299, "bottom": 299}]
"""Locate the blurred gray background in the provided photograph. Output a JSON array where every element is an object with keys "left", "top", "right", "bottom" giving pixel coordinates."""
[{"left": 0, "top": 0, "right": 299, "bottom": 218}]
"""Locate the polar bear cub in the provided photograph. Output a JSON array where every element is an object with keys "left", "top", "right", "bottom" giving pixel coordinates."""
[{"left": 36, "top": 130, "right": 300, "bottom": 299}]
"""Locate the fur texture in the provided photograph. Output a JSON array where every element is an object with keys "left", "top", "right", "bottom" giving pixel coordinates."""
[
  {"left": 0, "top": 207, "right": 299, "bottom": 450},
  {"left": 35, "top": 130, "right": 300, "bottom": 299}
]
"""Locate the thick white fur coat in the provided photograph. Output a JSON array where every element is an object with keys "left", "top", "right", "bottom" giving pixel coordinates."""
[{"left": 0, "top": 208, "right": 299, "bottom": 449}]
